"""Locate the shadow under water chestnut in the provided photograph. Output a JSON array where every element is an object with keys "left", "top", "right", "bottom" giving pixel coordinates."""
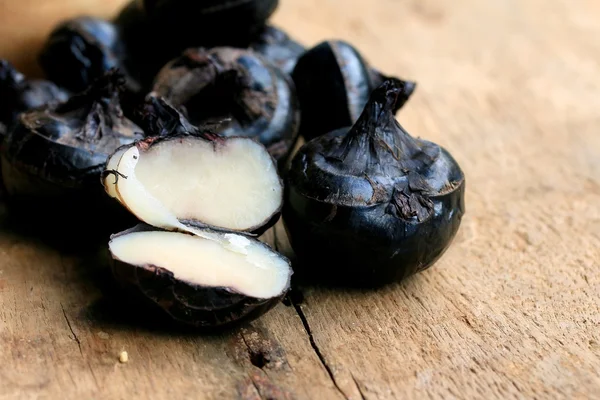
[
  {"left": 283, "top": 80, "right": 466, "bottom": 287},
  {"left": 150, "top": 47, "right": 300, "bottom": 163}
]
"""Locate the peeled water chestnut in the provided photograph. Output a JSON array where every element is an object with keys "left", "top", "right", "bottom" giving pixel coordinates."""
[
  {"left": 292, "top": 40, "right": 417, "bottom": 142},
  {"left": 0, "top": 72, "right": 143, "bottom": 227},
  {"left": 150, "top": 47, "right": 300, "bottom": 163},
  {"left": 283, "top": 80, "right": 466, "bottom": 287},
  {"left": 0, "top": 60, "right": 69, "bottom": 135},
  {"left": 39, "top": 17, "right": 139, "bottom": 95}
]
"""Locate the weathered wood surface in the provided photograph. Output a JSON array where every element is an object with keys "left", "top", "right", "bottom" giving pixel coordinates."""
[{"left": 1, "top": 0, "right": 600, "bottom": 399}]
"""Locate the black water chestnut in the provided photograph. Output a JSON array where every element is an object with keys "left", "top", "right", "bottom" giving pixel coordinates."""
[
  {"left": 39, "top": 17, "right": 139, "bottom": 94},
  {"left": 0, "top": 72, "right": 143, "bottom": 223},
  {"left": 109, "top": 223, "right": 292, "bottom": 329},
  {"left": 150, "top": 47, "right": 300, "bottom": 163},
  {"left": 0, "top": 60, "right": 69, "bottom": 134},
  {"left": 291, "top": 40, "right": 417, "bottom": 142},
  {"left": 140, "top": 0, "right": 279, "bottom": 48},
  {"left": 249, "top": 25, "right": 305, "bottom": 75},
  {"left": 283, "top": 80, "right": 465, "bottom": 287}
]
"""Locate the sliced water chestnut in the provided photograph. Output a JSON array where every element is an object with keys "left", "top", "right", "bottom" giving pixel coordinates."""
[
  {"left": 250, "top": 25, "right": 305, "bottom": 75},
  {"left": 283, "top": 80, "right": 465, "bottom": 287},
  {"left": 150, "top": 47, "right": 300, "bottom": 163},
  {"left": 291, "top": 40, "right": 416, "bottom": 142},
  {"left": 102, "top": 132, "right": 284, "bottom": 235},
  {"left": 0, "top": 60, "right": 69, "bottom": 133},
  {"left": 39, "top": 17, "right": 139, "bottom": 95},
  {"left": 109, "top": 224, "right": 292, "bottom": 328},
  {"left": 0, "top": 72, "right": 143, "bottom": 228}
]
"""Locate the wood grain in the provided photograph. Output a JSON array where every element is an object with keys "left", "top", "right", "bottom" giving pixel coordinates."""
[{"left": 1, "top": 0, "right": 600, "bottom": 399}]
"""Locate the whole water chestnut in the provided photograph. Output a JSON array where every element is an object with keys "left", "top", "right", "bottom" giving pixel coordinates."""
[
  {"left": 114, "top": 1, "right": 282, "bottom": 89},
  {"left": 250, "top": 25, "right": 305, "bottom": 75},
  {"left": 140, "top": 0, "right": 279, "bottom": 48},
  {"left": 114, "top": 2, "right": 165, "bottom": 89},
  {"left": 0, "top": 72, "right": 143, "bottom": 228},
  {"left": 39, "top": 17, "right": 139, "bottom": 94},
  {"left": 283, "top": 80, "right": 465, "bottom": 287},
  {"left": 291, "top": 40, "right": 416, "bottom": 142},
  {"left": 0, "top": 60, "right": 69, "bottom": 134},
  {"left": 150, "top": 47, "right": 300, "bottom": 163}
]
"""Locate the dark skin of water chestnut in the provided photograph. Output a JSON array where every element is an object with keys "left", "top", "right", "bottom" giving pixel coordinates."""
[
  {"left": 0, "top": 72, "right": 143, "bottom": 240},
  {"left": 0, "top": 60, "right": 69, "bottom": 136},
  {"left": 283, "top": 80, "right": 466, "bottom": 288},
  {"left": 115, "top": 0, "right": 280, "bottom": 87},
  {"left": 151, "top": 47, "right": 300, "bottom": 165},
  {"left": 109, "top": 224, "right": 292, "bottom": 330},
  {"left": 250, "top": 25, "right": 306, "bottom": 75},
  {"left": 39, "top": 17, "right": 140, "bottom": 95},
  {"left": 292, "top": 40, "right": 417, "bottom": 142}
]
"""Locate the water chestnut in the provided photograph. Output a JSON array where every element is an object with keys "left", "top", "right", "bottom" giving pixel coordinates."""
[
  {"left": 0, "top": 71, "right": 143, "bottom": 228},
  {"left": 0, "top": 60, "right": 69, "bottom": 134},
  {"left": 283, "top": 80, "right": 465, "bottom": 287},
  {"left": 291, "top": 40, "right": 416, "bottom": 141},
  {"left": 109, "top": 223, "right": 292, "bottom": 329},
  {"left": 102, "top": 121, "right": 284, "bottom": 236},
  {"left": 140, "top": 0, "right": 279, "bottom": 48},
  {"left": 250, "top": 25, "right": 305, "bottom": 75},
  {"left": 150, "top": 47, "right": 300, "bottom": 163},
  {"left": 39, "top": 17, "right": 139, "bottom": 95}
]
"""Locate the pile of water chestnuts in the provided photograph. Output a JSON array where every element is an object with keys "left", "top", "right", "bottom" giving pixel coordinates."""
[{"left": 0, "top": 0, "right": 465, "bottom": 328}]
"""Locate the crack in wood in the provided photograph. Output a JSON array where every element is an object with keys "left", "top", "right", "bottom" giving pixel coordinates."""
[
  {"left": 292, "top": 300, "right": 348, "bottom": 399},
  {"left": 248, "top": 375, "right": 266, "bottom": 400},
  {"left": 351, "top": 374, "right": 367, "bottom": 400},
  {"left": 60, "top": 303, "right": 82, "bottom": 356}
]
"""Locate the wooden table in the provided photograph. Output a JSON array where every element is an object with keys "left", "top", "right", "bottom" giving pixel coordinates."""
[{"left": 1, "top": 0, "right": 599, "bottom": 399}]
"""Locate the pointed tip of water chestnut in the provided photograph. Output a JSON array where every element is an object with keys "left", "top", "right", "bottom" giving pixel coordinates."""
[
  {"left": 138, "top": 95, "right": 225, "bottom": 143},
  {"left": 370, "top": 79, "right": 403, "bottom": 111},
  {"left": 353, "top": 79, "right": 403, "bottom": 129},
  {"left": 87, "top": 68, "right": 127, "bottom": 96},
  {"left": 137, "top": 95, "right": 195, "bottom": 137}
]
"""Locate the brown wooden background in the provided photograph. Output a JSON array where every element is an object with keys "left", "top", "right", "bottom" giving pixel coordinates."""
[{"left": 0, "top": 0, "right": 599, "bottom": 399}]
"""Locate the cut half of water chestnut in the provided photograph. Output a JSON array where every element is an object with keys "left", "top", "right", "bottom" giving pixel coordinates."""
[
  {"left": 103, "top": 134, "right": 283, "bottom": 235},
  {"left": 109, "top": 224, "right": 292, "bottom": 328}
]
